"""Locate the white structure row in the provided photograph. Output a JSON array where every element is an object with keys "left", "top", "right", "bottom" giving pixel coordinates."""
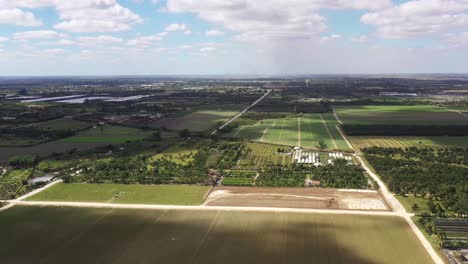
[{"left": 293, "top": 149, "right": 321, "bottom": 166}]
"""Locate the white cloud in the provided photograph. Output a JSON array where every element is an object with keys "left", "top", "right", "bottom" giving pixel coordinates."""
[
  {"left": 205, "top": 29, "right": 225, "bottom": 37},
  {"left": 164, "top": 23, "right": 188, "bottom": 31},
  {"left": 127, "top": 32, "right": 167, "bottom": 47},
  {"left": 445, "top": 32, "right": 468, "bottom": 47},
  {"left": 77, "top": 35, "right": 124, "bottom": 46},
  {"left": 361, "top": 0, "right": 468, "bottom": 38},
  {"left": 44, "top": 48, "right": 65, "bottom": 55},
  {"left": 351, "top": 35, "right": 370, "bottom": 43},
  {"left": 0, "top": 0, "right": 142, "bottom": 32},
  {"left": 166, "top": 0, "right": 391, "bottom": 41},
  {"left": 0, "top": 8, "right": 42, "bottom": 26},
  {"left": 320, "top": 34, "right": 341, "bottom": 43},
  {"left": 0, "top": 37, "right": 8, "bottom": 42},
  {"left": 200, "top": 46, "right": 216, "bottom": 52},
  {"left": 14, "top": 30, "right": 65, "bottom": 40},
  {"left": 178, "top": 45, "right": 192, "bottom": 49},
  {"left": 183, "top": 30, "right": 192, "bottom": 35}
]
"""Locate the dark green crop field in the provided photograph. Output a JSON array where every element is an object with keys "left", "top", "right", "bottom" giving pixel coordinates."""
[{"left": 0, "top": 206, "right": 432, "bottom": 264}]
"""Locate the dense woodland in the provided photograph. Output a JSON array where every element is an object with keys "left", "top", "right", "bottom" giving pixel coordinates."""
[
  {"left": 256, "top": 160, "right": 368, "bottom": 189},
  {"left": 364, "top": 148, "right": 468, "bottom": 213}
]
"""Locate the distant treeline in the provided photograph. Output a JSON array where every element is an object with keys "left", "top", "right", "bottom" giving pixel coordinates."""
[
  {"left": 342, "top": 125, "right": 468, "bottom": 136},
  {"left": 331, "top": 99, "right": 432, "bottom": 106},
  {"left": 253, "top": 100, "right": 332, "bottom": 113}
]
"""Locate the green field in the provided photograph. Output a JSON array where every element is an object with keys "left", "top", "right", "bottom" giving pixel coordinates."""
[
  {"left": 237, "top": 142, "right": 292, "bottom": 168},
  {"left": 61, "top": 125, "right": 152, "bottom": 143},
  {"left": 0, "top": 206, "right": 433, "bottom": 264},
  {"left": 26, "top": 183, "right": 210, "bottom": 205},
  {"left": 335, "top": 105, "right": 468, "bottom": 125},
  {"left": 229, "top": 114, "right": 351, "bottom": 151},
  {"left": 395, "top": 195, "right": 446, "bottom": 214},
  {"left": 350, "top": 136, "right": 468, "bottom": 149},
  {"left": 154, "top": 110, "right": 238, "bottom": 132},
  {"left": 34, "top": 118, "right": 93, "bottom": 131}
]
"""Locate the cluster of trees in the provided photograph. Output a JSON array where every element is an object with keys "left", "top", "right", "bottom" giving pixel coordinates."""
[
  {"left": 256, "top": 161, "right": 368, "bottom": 189},
  {"left": 0, "top": 127, "right": 76, "bottom": 145},
  {"left": 8, "top": 155, "right": 39, "bottom": 169},
  {"left": 365, "top": 154, "right": 468, "bottom": 213},
  {"left": 363, "top": 147, "right": 468, "bottom": 166},
  {"left": 69, "top": 148, "right": 213, "bottom": 185},
  {"left": 342, "top": 125, "right": 468, "bottom": 136},
  {"left": 65, "top": 142, "right": 247, "bottom": 186}
]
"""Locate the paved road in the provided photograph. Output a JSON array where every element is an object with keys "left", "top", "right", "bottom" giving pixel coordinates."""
[{"left": 211, "top": 89, "right": 271, "bottom": 135}]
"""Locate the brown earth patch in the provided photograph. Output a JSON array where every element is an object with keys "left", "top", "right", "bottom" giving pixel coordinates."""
[{"left": 204, "top": 186, "right": 390, "bottom": 211}]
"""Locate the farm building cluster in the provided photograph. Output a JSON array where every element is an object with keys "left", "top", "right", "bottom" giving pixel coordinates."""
[{"left": 293, "top": 147, "right": 352, "bottom": 166}]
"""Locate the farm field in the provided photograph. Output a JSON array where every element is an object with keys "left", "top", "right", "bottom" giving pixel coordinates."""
[
  {"left": 350, "top": 136, "right": 468, "bottom": 149},
  {"left": 237, "top": 142, "right": 292, "bottom": 168},
  {"left": 334, "top": 105, "right": 468, "bottom": 125},
  {"left": 0, "top": 141, "right": 109, "bottom": 163},
  {"left": 61, "top": 125, "right": 152, "bottom": 143},
  {"left": 152, "top": 110, "right": 238, "bottom": 132},
  {"left": 0, "top": 206, "right": 433, "bottom": 264},
  {"left": 34, "top": 118, "right": 93, "bottom": 131},
  {"left": 395, "top": 195, "right": 447, "bottom": 214},
  {"left": 26, "top": 183, "right": 211, "bottom": 205},
  {"left": 228, "top": 114, "right": 351, "bottom": 151}
]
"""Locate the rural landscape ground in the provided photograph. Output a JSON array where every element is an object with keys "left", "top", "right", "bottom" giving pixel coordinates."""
[{"left": 1, "top": 76, "right": 467, "bottom": 264}]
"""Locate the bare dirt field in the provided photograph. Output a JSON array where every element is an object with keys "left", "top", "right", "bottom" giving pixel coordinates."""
[{"left": 204, "top": 187, "right": 389, "bottom": 211}]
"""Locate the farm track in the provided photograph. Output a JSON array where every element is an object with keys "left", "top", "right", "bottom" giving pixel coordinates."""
[{"left": 320, "top": 114, "right": 338, "bottom": 149}]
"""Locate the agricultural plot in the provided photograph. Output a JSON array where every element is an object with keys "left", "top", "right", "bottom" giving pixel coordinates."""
[
  {"left": 34, "top": 118, "right": 93, "bottom": 131},
  {"left": 26, "top": 183, "right": 210, "bottom": 205},
  {"left": 350, "top": 136, "right": 468, "bottom": 149},
  {"left": 61, "top": 125, "right": 152, "bottom": 143},
  {"left": 0, "top": 141, "right": 109, "bottom": 163},
  {"left": 0, "top": 206, "right": 433, "bottom": 264},
  {"left": 152, "top": 110, "right": 238, "bottom": 132},
  {"left": 221, "top": 170, "right": 256, "bottom": 186},
  {"left": 229, "top": 114, "right": 350, "bottom": 151},
  {"left": 237, "top": 142, "right": 292, "bottom": 168},
  {"left": 0, "top": 169, "right": 32, "bottom": 199},
  {"left": 334, "top": 105, "right": 468, "bottom": 125},
  {"left": 150, "top": 146, "right": 199, "bottom": 166}
]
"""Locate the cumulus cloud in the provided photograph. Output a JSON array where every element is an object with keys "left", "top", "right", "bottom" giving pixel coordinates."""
[
  {"left": 165, "top": 23, "right": 187, "bottom": 31},
  {"left": 205, "top": 29, "right": 225, "bottom": 36},
  {"left": 361, "top": 0, "right": 468, "bottom": 38},
  {"left": 0, "top": 36, "right": 8, "bottom": 42},
  {"left": 320, "top": 34, "right": 341, "bottom": 43},
  {"left": 77, "top": 35, "right": 124, "bottom": 46},
  {"left": 127, "top": 32, "right": 168, "bottom": 47},
  {"left": 166, "top": 0, "right": 391, "bottom": 41},
  {"left": 14, "top": 30, "right": 65, "bottom": 40},
  {"left": 1, "top": 0, "right": 142, "bottom": 32},
  {"left": 0, "top": 8, "right": 42, "bottom": 26}
]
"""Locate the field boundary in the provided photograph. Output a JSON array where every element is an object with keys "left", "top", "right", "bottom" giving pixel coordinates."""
[{"left": 10, "top": 200, "right": 400, "bottom": 216}]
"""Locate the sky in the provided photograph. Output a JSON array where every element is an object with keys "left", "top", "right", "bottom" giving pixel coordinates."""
[{"left": 0, "top": 0, "right": 468, "bottom": 76}]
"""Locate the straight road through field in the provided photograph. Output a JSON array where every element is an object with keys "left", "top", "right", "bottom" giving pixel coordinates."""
[{"left": 211, "top": 89, "right": 271, "bottom": 135}]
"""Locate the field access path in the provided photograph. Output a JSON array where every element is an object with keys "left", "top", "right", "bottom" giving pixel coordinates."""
[
  {"left": 211, "top": 89, "right": 272, "bottom": 135},
  {"left": 333, "top": 115, "right": 445, "bottom": 264}
]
